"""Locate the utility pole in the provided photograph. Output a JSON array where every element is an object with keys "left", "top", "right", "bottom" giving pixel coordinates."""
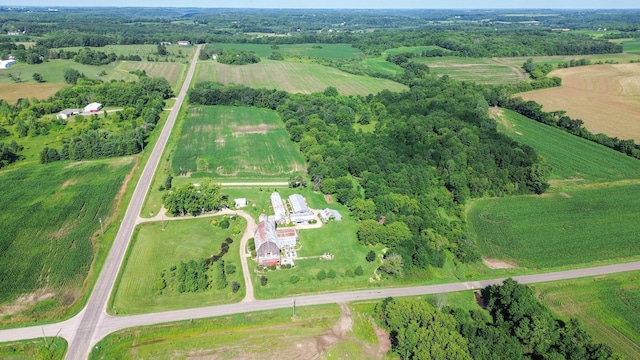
[{"left": 292, "top": 298, "right": 296, "bottom": 318}]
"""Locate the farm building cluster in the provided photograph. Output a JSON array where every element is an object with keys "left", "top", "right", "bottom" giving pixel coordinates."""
[
  {"left": 56, "top": 103, "right": 103, "bottom": 120},
  {"left": 250, "top": 192, "right": 341, "bottom": 267}
]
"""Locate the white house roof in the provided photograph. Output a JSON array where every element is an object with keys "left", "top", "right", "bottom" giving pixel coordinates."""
[{"left": 270, "top": 192, "right": 286, "bottom": 222}]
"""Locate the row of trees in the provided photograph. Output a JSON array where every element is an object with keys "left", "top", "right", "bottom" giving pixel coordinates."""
[
  {"left": 378, "top": 279, "right": 617, "bottom": 359},
  {"left": 213, "top": 49, "right": 261, "bottom": 65}
]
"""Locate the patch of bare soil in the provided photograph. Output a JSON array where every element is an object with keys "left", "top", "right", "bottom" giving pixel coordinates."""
[
  {"left": 482, "top": 257, "right": 518, "bottom": 269},
  {"left": 64, "top": 161, "right": 87, "bottom": 169},
  {"left": 371, "top": 320, "right": 392, "bottom": 358},
  {"left": 231, "top": 124, "right": 277, "bottom": 137},
  {"left": 324, "top": 194, "right": 334, "bottom": 204},
  {"left": 0, "top": 289, "right": 55, "bottom": 317},
  {"left": 61, "top": 179, "right": 78, "bottom": 189}
]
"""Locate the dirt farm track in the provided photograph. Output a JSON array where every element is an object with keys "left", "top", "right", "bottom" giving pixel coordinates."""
[{"left": 518, "top": 63, "right": 640, "bottom": 142}]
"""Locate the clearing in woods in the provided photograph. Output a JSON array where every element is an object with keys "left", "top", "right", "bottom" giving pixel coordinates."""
[
  {"left": 517, "top": 64, "right": 640, "bottom": 142},
  {"left": 196, "top": 60, "right": 407, "bottom": 95},
  {"left": 412, "top": 56, "right": 522, "bottom": 84},
  {"left": 172, "top": 106, "right": 306, "bottom": 179}
]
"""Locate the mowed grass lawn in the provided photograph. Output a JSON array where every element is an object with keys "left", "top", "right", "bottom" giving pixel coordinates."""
[
  {"left": 205, "top": 43, "right": 364, "bottom": 59},
  {"left": 196, "top": 60, "right": 407, "bottom": 95},
  {"left": 533, "top": 272, "right": 640, "bottom": 360},
  {"left": 90, "top": 305, "right": 342, "bottom": 359},
  {"left": 0, "top": 158, "right": 135, "bottom": 324},
  {"left": 413, "top": 56, "right": 521, "bottom": 84},
  {"left": 110, "top": 216, "right": 246, "bottom": 315},
  {"left": 172, "top": 106, "right": 306, "bottom": 179}
]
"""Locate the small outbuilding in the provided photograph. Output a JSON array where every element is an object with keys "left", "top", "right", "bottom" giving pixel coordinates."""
[
  {"left": 84, "top": 102, "right": 103, "bottom": 113},
  {"left": 0, "top": 60, "right": 16, "bottom": 69},
  {"left": 234, "top": 198, "right": 247, "bottom": 208},
  {"left": 56, "top": 109, "right": 81, "bottom": 120},
  {"left": 177, "top": 40, "right": 191, "bottom": 46},
  {"left": 319, "top": 208, "right": 342, "bottom": 223}
]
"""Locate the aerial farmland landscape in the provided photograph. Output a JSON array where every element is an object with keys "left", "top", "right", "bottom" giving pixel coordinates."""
[{"left": 0, "top": 2, "right": 639, "bottom": 359}]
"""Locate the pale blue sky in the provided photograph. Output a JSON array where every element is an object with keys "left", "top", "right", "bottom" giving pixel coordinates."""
[{"left": 5, "top": 0, "right": 639, "bottom": 8}]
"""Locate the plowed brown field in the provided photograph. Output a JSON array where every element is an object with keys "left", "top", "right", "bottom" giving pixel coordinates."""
[{"left": 518, "top": 64, "right": 640, "bottom": 141}]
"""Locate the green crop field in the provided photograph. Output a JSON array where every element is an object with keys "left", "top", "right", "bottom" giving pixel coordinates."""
[
  {"left": 493, "top": 108, "right": 640, "bottom": 184},
  {"left": 497, "top": 53, "right": 640, "bottom": 68},
  {"left": 110, "top": 216, "right": 246, "bottom": 315},
  {"left": 534, "top": 272, "right": 640, "bottom": 360},
  {"left": 90, "top": 304, "right": 344, "bottom": 359},
  {"left": 195, "top": 60, "right": 407, "bottom": 95},
  {"left": 469, "top": 184, "right": 640, "bottom": 268},
  {"left": 0, "top": 158, "right": 135, "bottom": 324},
  {"left": 171, "top": 106, "right": 306, "bottom": 179},
  {"left": 205, "top": 43, "right": 364, "bottom": 60},
  {"left": 108, "top": 61, "right": 185, "bottom": 90},
  {"left": 469, "top": 108, "right": 640, "bottom": 269},
  {"left": 413, "top": 56, "right": 522, "bottom": 84},
  {"left": 0, "top": 337, "right": 67, "bottom": 360}
]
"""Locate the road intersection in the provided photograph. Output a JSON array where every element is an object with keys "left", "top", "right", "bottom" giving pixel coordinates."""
[{"left": 0, "top": 45, "right": 638, "bottom": 359}]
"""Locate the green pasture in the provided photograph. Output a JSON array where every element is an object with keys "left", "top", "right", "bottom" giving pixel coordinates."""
[
  {"left": 205, "top": 43, "right": 364, "bottom": 60},
  {"left": 621, "top": 38, "right": 640, "bottom": 55},
  {"left": 413, "top": 56, "right": 521, "bottom": 84},
  {"left": 195, "top": 60, "right": 407, "bottom": 95},
  {"left": 0, "top": 337, "right": 67, "bottom": 360},
  {"left": 498, "top": 53, "right": 640, "bottom": 68},
  {"left": 0, "top": 158, "right": 135, "bottom": 323},
  {"left": 360, "top": 56, "right": 403, "bottom": 76},
  {"left": 0, "top": 59, "right": 185, "bottom": 90},
  {"left": 172, "top": 105, "right": 306, "bottom": 179},
  {"left": 494, "top": 108, "right": 640, "bottom": 184},
  {"left": 91, "top": 304, "right": 342, "bottom": 359},
  {"left": 110, "top": 216, "right": 246, "bottom": 315},
  {"left": 469, "top": 183, "right": 640, "bottom": 268},
  {"left": 533, "top": 272, "right": 640, "bottom": 360}
]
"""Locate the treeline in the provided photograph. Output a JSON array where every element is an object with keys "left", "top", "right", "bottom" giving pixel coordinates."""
[
  {"left": 189, "top": 80, "right": 550, "bottom": 269},
  {"left": 377, "top": 279, "right": 617, "bottom": 359},
  {"left": 500, "top": 97, "right": 640, "bottom": 159},
  {"left": 212, "top": 49, "right": 261, "bottom": 65}
]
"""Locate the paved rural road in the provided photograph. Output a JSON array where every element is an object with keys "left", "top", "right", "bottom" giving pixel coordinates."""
[
  {"left": 0, "top": 45, "right": 639, "bottom": 357},
  {"left": 61, "top": 44, "right": 204, "bottom": 360}
]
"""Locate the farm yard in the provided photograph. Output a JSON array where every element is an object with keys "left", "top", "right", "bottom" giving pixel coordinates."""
[
  {"left": 517, "top": 63, "right": 640, "bottom": 142},
  {"left": 172, "top": 106, "right": 306, "bottom": 180},
  {"left": 533, "top": 272, "right": 640, "bottom": 360},
  {"left": 468, "top": 108, "right": 640, "bottom": 269},
  {"left": 0, "top": 158, "right": 136, "bottom": 325},
  {"left": 110, "top": 216, "right": 246, "bottom": 315},
  {"left": 195, "top": 60, "right": 407, "bottom": 95}
]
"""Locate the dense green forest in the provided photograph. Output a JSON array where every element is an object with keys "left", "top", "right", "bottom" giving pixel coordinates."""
[{"left": 377, "top": 279, "right": 617, "bottom": 359}]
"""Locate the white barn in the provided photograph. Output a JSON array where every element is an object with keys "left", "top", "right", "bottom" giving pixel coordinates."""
[
  {"left": 84, "top": 102, "right": 103, "bottom": 113},
  {"left": 289, "top": 194, "right": 316, "bottom": 223}
]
